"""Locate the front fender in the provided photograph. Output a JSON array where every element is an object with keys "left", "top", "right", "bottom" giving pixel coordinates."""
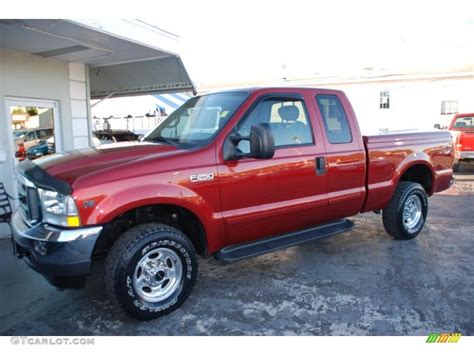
[
  {"left": 89, "top": 183, "right": 210, "bottom": 224},
  {"left": 76, "top": 182, "right": 225, "bottom": 253}
]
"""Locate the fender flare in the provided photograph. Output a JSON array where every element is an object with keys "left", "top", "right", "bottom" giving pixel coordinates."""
[{"left": 391, "top": 152, "right": 436, "bottom": 195}]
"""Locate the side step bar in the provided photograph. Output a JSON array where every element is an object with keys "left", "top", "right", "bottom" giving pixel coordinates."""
[{"left": 215, "top": 219, "right": 355, "bottom": 262}]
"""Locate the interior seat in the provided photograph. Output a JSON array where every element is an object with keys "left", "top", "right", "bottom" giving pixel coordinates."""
[{"left": 276, "top": 105, "right": 311, "bottom": 145}]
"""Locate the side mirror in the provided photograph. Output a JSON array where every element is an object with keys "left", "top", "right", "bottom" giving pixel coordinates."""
[
  {"left": 434, "top": 124, "right": 441, "bottom": 129},
  {"left": 223, "top": 122, "right": 275, "bottom": 161}
]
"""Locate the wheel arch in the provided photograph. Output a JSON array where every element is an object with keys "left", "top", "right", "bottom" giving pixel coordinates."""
[
  {"left": 88, "top": 184, "right": 217, "bottom": 257},
  {"left": 395, "top": 159, "right": 435, "bottom": 196},
  {"left": 94, "top": 202, "right": 209, "bottom": 257}
]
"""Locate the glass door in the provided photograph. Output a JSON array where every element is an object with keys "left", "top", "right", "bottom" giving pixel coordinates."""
[
  {"left": 6, "top": 98, "right": 61, "bottom": 164},
  {"left": 2, "top": 98, "right": 61, "bottom": 215}
]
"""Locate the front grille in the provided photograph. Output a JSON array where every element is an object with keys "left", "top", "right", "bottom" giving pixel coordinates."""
[{"left": 17, "top": 175, "right": 41, "bottom": 225}]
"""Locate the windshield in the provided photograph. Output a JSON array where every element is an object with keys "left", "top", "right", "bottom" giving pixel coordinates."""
[
  {"left": 144, "top": 92, "right": 248, "bottom": 147},
  {"left": 13, "top": 131, "right": 26, "bottom": 139},
  {"left": 453, "top": 116, "right": 474, "bottom": 129}
]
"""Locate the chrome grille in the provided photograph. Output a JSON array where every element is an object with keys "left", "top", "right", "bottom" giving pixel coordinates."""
[{"left": 17, "top": 175, "right": 41, "bottom": 225}]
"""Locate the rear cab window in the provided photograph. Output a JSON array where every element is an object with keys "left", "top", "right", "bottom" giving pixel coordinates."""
[
  {"left": 453, "top": 116, "right": 474, "bottom": 129},
  {"left": 316, "top": 94, "right": 352, "bottom": 144}
]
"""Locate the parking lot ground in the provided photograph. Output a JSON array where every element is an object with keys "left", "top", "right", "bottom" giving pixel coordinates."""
[{"left": 1, "top": 171, "right": 473, "bottom": 336}]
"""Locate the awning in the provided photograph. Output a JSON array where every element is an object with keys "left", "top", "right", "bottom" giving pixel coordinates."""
[
  {"left": 91, "top": 92, "right": 191, "bottom": 118},
  {"left": 153, "top": 93, "right": 191, "bottom": 114},
  {"left": 0, "top": 19, "right": 195, "bottom": 98},
  {"left": 89, "top": 56, "right": 194, "bottom": 99}
]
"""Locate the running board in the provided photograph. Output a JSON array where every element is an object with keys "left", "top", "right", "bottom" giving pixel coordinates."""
[{"left": 215, "top": 219, "right": 355, "bottom": 262}]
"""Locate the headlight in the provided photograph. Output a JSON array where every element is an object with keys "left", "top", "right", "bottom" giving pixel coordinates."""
[{"left": 37, "top": 188, "right": 81, "bottom": 227}]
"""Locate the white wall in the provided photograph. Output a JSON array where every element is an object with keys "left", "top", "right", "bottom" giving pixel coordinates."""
[
  {"left": 69, "top": 62, "right": 91, "bottom": 149},
  {"left": 0, "top": 48, "right": 90, "bottom": 237},
  {"left": 304, "top": 75, "right": 474, "bottom": 135}
]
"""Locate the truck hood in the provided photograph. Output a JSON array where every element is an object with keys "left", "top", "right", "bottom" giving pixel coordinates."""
[{"left": 33, "top": 141, "right": 180, "bottom": 185}]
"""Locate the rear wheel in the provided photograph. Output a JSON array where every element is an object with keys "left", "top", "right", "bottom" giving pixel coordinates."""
[
  {"left": 104, "top": 223, "right": 197, "bottom": 320},
  {"left": 382, "top": 182, "right": 428, "bottom": 240}
]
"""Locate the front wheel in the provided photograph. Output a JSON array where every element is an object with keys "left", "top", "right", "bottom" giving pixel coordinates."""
[
  {"left": 382, "top": 182, "right": 428, "bottom": 240},
  {"left": 104, "top": 223, "right": 197, "bottom": 320}
]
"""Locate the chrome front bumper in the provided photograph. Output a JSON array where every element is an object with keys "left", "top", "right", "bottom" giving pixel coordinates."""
[
  {"left": 12, "top": 210, "right": 103, "bottom": 243},
  {"left": 12, "top": 211, "right": 103, "bottom": 288}
]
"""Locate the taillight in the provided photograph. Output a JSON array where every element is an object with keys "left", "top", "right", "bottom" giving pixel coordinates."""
[
  {"left": 15, "top": 143, "right": 25, "bottom": 158},
  {"left": 15, "top": 143, "right": 25, "bottom": 157}
]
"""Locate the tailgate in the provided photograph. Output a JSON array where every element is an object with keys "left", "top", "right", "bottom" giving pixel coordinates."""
[{"left": 458, "top": 131, "right": 474, "bottom": 151}]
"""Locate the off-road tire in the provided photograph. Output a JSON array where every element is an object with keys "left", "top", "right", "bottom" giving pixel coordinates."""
[
  {"left": 382, "top": 181, "right": 428, "bottom": 240},
  {"left": 104, "top": 223, "right": 197, "bottom": 320}
]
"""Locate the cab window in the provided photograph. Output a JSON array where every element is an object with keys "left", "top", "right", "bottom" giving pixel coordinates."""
[
  {"left": 316, "top": 95, "right": 352, "bottom": 144},
  {"left": 25, "top": 131, "right": 37, "bottom": 141},
  {"left": 453, "top": 116, "right": 474, "bottom": 128},
  {"left": 236, "top": 97, "right": 313, "bottom": 153}
]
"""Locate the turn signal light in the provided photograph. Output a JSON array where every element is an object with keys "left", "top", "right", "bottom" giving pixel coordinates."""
[{"left": 66, "top": 216, "right": 80, "bottom": 227}]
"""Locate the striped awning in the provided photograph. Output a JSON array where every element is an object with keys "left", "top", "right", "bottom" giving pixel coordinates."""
[
  {"left": 153, "top": 93, "right": 191, "bottom": 115},
  {"left": 91, "top": 92, "right": 192, "bottom": 118}
]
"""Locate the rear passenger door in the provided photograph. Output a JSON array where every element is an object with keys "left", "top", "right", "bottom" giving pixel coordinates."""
[
  {"left": 313, "top": 93, "right": 366, "bottom": 219},
  {"left": 217, "top": 93, "right": 329, "bottom": 244}
]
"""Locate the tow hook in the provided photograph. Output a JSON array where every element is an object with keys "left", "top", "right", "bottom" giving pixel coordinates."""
[{"left": 16, "top": 252, "right": 28, "bottom": 259}]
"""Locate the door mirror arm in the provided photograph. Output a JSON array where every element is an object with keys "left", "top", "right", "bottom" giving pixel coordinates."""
[{"left": 223, "top": 131, "right": 251, "bottom": 161}]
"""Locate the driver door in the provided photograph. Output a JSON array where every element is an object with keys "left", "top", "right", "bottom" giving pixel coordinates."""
[{"left": 217, "top": 93, "right": 329, "bottom": 244}]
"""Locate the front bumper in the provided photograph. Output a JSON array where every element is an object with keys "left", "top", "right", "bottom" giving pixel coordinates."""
[
  {"left": 26, "top": 151, "right": 46, "bottom": 160},
  {"left": 458, "top": 151, "right": 474, "bottom": 160},
  {"left": 12, "top": 211, "right": 103, "bottom": 288}
]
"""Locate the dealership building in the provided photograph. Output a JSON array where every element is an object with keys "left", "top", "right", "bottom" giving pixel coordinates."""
[{"left": 0, "top": 19, "right": 194, "bottom": 237}]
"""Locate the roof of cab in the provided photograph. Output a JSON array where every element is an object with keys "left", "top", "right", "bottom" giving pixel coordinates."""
[{"left": 199, "top": 86, "right": 344, "bottom": 95}]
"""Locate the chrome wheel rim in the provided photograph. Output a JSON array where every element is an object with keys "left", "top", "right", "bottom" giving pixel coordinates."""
[
  {"left": 403, "top": 195, "right": 422, "bottom": 229},
  {"left": 133, "top": 248, "right": 183, "bottom": 302}
]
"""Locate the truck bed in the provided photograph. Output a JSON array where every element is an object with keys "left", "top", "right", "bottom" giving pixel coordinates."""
[{"left": 362, "top": 131, "right": 453, "bottom": 212}]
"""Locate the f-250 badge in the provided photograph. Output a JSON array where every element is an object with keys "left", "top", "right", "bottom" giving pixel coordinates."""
[{"left": 190, "top": 173, "right": 214, "bottom": 183}]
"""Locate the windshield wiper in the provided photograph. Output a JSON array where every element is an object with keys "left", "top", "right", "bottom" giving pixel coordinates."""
[{"left": 145, "top": 136, "right": 179, "bottom": 146}]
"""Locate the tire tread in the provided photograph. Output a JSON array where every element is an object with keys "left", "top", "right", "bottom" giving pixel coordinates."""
[
  {"left": 382, "top": 181, "right": 426, "bottom": 240},
  {"left": 104, "top": 223, "right": 196, "bottom": 319}
]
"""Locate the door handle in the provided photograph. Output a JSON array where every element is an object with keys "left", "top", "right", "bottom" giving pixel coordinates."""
[{"left": 315, "top": 156, "right": 326, "bottom": 175}]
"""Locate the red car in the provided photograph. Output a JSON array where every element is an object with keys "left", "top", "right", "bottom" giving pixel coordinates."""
[
  {"left": 448, "top": 113, "right": 474, "bottom": 171},
  {"left": 12, "top": 87, "right": 453, "bottom": 319}
]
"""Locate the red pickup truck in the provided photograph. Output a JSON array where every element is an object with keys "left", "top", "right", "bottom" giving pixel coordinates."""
[
  {"left": 448, "top": 113, "right": 474, "bottom": 171},
  {"left": 12, "top": 87, "right": 453, "bottom": 319}
]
